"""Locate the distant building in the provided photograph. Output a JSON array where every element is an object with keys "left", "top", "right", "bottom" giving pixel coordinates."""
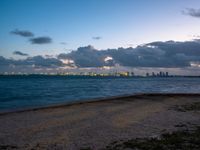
[
  {"left": 159, "top": 71, "right": 162, "bottom": 77},
  {"left": 127, "top": 72, "right": 130, "bottom": 76}
]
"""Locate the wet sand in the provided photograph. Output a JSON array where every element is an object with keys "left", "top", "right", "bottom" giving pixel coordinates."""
[{"left": 0, "top": 94, "right": 200, "bottom": 150}]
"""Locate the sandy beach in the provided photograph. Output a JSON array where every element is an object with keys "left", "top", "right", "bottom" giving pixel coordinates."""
[{"left": 0, "top": 94, "right": 200, "bottom": 150}]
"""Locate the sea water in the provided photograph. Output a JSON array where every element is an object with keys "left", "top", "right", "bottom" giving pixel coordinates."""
[{"left": 0, "top": 75, "right": 200, "bottom": 111}]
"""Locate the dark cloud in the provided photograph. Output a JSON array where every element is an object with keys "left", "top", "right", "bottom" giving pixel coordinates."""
[
  {"left": 57, "top": 40, "right": 200, "bottom": 68},
  {"left": 1, "top": 39, "right": 200, "bottom": 73},
  {"left": 183, "top": 8, "right": 200, "bottom": 18},
  {"left": 0, "top": 55, "right": 73, "bottom": 73},
  {"left": 0, "top": 55, "right": 64, "bottom": 70},
  {"left": 58, "top": 45, "right": 107, "bottom": 67},
  {"left": 13, "top": 51, "right": 29, "bottom": 56},
  {"left": 92, "top": 36, "right": 102, "bottom": 40},
  {"left": 60, "top": 42, "right": 67, "bottom": 45},
  {"left": 25, "top": 56, "right": 62, "bottom": 67},
  {"left": 45, "top": 54, "right": 54, "bottom": 58},
  {"left": 10, "top": 29, "right": 53, "bottom": 45},
  {"left": 30, "top": 37, "right": 52, "bottom": 44},
  {"left": 10, "top": 29, "right": 34, "bottom": 37}
]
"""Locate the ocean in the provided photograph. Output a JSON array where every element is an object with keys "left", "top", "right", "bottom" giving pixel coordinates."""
[{"left": 0, "top": 75, "right": 200, "bottom": 112}]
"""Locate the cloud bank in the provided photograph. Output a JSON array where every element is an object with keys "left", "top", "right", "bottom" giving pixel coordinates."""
[
  {"left": 58, "top": 40, "right": 200, "bottom": 68},
  {"left": 1, "top": 39, "right": 200, "bottom": 74}
]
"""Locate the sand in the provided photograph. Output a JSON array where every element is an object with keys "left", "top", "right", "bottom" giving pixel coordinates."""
[{"left": 0, "top": 94, "right": 199, "bottom": 150}]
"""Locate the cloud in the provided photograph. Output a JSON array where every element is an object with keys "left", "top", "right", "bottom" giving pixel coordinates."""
[
  {"left": 10, "top": 29, "right": 34, "bottom": 37},
  {"left": 58, "top": 45, "right": 107, "bottom": 67},
  {"left": 0, "top": 55, "right": 77, "bottom": 73},
  {"left": 1, "top": 39, "right": 200, "bottom": 74},
  {"left": 0, "top": 55, "right": 65, "bottom": 68},
  {"left": 57, "top": 40, "right": 200, "bottom": 68},
  {"left": 13, "top": 51, "right": 29, "bottom": 56},
  {"left": 10, "top": 29, "right": 53, "bottom": 45},
  {"left": 192, "top": 35, "right": 200, "bottom": 38},
  {"left": 25, "top": 56, "right": 62, "bottom": 67},
  {"left": 29, "top": 36, "right": 52, "bottom": 44},
  {"left": 182, "top": 8, "right": 200, "bottom": 18},
  {"left": 60, "top": 42, "right": 67, "bottom": 45},
  {"left": 127, "top": 44, "right": 134, "bottom": 47},
  {"left": 92, "top": 36, "right": 102, "bottom": 40}
]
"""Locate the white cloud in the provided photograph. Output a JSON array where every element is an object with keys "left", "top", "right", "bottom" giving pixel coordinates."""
[
  {"left": 60, "top": 59, "right": 74, "bottom": 65},
  {"left": 104, "top": 56, "right": 113, "bottom": 62},
  {"left": 190, "top": 62, "right": 200, "bottom": 67}
]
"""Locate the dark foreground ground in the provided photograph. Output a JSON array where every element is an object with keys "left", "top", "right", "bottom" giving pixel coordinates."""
[{"left": 0, "top": 94, "right": 200, "bottom": 150}]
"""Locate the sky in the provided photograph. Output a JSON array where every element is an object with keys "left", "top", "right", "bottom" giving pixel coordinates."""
[{"left": 0, "top": 0, "right": 200, "bottom": 74}]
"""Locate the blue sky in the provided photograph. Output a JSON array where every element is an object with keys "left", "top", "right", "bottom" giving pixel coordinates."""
[{"left": 0, "top": 0, "right": 200, "bottom": 58}]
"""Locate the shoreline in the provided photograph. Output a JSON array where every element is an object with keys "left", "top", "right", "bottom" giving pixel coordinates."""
[
  {"left": 0, "top": 93, "right": 199, "bottom": 149},
  {"left": 1, "top": 93, "right": 200, "bottom": 115}
]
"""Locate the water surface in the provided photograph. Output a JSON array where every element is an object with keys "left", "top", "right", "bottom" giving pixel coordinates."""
[{"left": 0, "top": 75, "right": 200, "bottom": 111}]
